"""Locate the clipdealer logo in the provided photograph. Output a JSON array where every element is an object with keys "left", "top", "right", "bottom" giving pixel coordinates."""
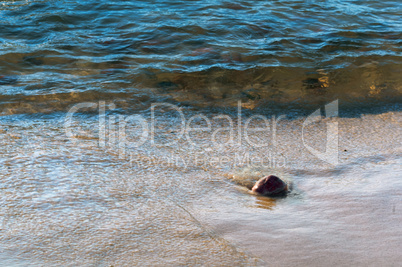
[
  {"left": 64, "top": 100, "right": 339, "bottom": 167},
  {"left": 302, "top": 100, "right": 339, "bottom": 166}
]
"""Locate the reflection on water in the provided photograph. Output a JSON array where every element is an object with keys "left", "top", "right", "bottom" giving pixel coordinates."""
[{"left": 254, "top": 196, "right": 277, "bottom": 210}]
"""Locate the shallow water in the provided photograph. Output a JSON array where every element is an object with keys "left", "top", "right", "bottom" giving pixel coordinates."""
[
  {"left": 1, "top": 109, "right": 401, "bottom": 266},
  {"left": 0, "top": 0, "right": 401, "bottom": 266}
]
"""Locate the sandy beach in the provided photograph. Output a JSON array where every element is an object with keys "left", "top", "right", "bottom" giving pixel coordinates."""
[{"left": 1, "top": 0, "right": 401, "bottom": 265}]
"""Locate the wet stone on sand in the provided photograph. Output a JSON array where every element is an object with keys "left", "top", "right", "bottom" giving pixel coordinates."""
[{"left": 251, "top": 175, "right": 288, "bottom": 196}]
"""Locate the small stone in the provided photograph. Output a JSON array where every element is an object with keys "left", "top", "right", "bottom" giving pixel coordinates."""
[{"left": 251, "top": 175, "right": 287, "bottom": 196}]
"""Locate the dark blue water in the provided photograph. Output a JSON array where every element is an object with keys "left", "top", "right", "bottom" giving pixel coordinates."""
[{"left": 0, "top": 0, "right": 401, "bottom": 113}]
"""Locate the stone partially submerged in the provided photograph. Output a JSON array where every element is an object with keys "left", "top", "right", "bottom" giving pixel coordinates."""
[{"left": 251, "top": 175, "right": 288, "bottom": 196}]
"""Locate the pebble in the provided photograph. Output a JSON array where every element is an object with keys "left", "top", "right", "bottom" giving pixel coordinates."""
[{"left": 251, "top": 175, "right": 288, "bottom": 196}]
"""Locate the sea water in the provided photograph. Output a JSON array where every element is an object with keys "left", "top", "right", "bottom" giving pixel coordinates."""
[{"left": 0, "top": 0, "right": 401, "bottom": 266}]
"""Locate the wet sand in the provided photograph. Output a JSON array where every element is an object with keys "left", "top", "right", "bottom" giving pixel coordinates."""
[{"left": 0, "top": 107, "right": 400, "bottom": 266}]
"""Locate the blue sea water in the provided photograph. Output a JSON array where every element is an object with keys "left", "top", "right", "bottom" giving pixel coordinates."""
[{"left": 0, "top": 0, "right": 401, "bottom": 114}]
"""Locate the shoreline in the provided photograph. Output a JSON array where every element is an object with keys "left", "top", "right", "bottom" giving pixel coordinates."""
[{"left": 0, "top": 108, "right": 400, "bottom": 265}]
